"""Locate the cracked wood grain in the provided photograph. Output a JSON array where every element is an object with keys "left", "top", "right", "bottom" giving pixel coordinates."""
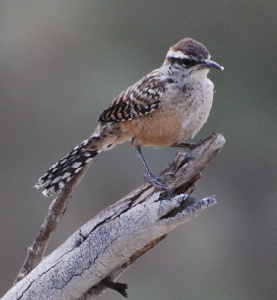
[{"left": 2, "top": 133, "right": 225, "bottom": 300}]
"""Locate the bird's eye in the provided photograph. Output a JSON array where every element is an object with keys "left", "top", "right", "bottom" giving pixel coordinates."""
[{"left": 182, "top": 58, "right": 195, "bottom": 67}]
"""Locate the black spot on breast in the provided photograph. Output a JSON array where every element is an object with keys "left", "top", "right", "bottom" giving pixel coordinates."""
[{"left": 182, "top": 84, "right": 193, "bottom": 93}]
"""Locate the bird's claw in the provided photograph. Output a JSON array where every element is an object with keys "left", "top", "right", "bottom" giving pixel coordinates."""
[{"left": 143, "top": 173, "right": 175, "bottom": 195}]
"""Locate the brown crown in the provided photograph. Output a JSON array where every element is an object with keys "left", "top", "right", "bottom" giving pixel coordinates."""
[{"left": 172, "top": 38, "right": 210, "bottom": 60}]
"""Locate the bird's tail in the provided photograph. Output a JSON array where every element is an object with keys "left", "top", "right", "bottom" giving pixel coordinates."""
[{"left": 35, "top": 124, "right": 124, "bottom": 197}]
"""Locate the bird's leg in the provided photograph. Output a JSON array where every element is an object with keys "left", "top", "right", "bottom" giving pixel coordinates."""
[{"left": 134, "top": 146, "right": 174, "bottom": 195}]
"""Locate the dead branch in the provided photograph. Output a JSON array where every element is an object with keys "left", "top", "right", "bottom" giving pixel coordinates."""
[{"left": 3, "top": 133, "right": 225, "bottom": 300}]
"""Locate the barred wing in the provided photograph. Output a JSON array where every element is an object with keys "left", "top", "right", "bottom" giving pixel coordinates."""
[{"left": 98, "top": 71, "right": 165, "bottom": 122}]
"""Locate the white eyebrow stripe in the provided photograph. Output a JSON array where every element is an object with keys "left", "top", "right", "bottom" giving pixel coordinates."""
[
  {"left": 166, "top": 49, "right": 212, "bottom": 61},
  {"left": 166, "top": 49, "right": 190, "bottom": 59}
]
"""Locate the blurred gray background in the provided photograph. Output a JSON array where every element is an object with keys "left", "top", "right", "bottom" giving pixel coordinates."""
[{"left": 0, "top": 1, "right": 276, "bottom": 299}]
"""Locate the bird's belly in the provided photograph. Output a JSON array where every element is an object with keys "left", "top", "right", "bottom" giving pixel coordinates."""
[
  {"left": 121, "top": 108, "right": 183, "bottom": 147},
  {"left": 119, "top": 103, "right": 192, "bottom": 147}
]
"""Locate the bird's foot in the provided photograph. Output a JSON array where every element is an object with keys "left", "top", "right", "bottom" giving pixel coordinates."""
[
  {"left": 144, "top": 172, "right": 175, "bottom": 195},
  {"left": 170, "top": 141, "right": 201, "bottom": 150}
]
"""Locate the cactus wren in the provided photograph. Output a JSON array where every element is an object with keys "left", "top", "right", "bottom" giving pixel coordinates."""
[{"left": 35, "top": 38, "right": 224, "bottom": 196}]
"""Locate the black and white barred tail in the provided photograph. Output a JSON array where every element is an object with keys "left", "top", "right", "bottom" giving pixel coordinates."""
[
  {"left": 35, "top": 123, "right": 129, "bottom": 197},
  {"left": 34, "top": 137, "right": 101, "bottom": 197}
]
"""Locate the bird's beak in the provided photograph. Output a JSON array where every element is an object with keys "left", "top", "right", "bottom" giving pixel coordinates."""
[{"left": 199, "top": 59, "right": 224, "bottom": 71}]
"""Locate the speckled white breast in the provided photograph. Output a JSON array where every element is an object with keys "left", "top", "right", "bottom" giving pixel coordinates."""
[{"left": 181, "top": 76, "right": 214, "bottom": 139}]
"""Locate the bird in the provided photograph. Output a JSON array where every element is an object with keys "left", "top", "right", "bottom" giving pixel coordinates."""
[{"left": 35, "top": 37, "right": 224, "bottom": 197}]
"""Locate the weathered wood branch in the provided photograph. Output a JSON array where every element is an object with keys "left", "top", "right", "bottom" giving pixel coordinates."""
[
  {"left": 15, "top": 164, "right": 91, "bottom": 284},
  {"left": 3, "top": 133, "right": 225, "bottom": 300}
]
